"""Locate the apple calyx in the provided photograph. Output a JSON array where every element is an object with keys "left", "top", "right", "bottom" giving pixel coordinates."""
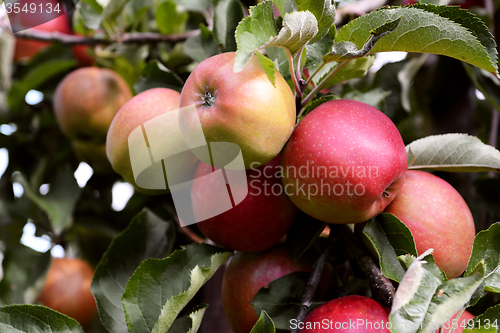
[{"left": 202, "top": 91, "right": 216, "bottom": 107}]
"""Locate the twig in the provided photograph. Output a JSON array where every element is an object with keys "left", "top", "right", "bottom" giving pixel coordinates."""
[
  {"left": 5, "top": 28, "right": 200, "bottom": 45},
  {"left": 291, "top": 230, "right": 337, "bottom": 333},
  {"left": 334, "top": 224, "right": 395, "bottom": 308}
]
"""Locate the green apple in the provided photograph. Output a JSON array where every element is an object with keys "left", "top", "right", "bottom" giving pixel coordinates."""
[
  {"left": 384, "top": 170, "right": 476, "bottom": 279},
  {"left": 281, "top": 99, "right": 407, "bottom": 224},
  {"left": 179, "top": 52, "right": 296, "bottom": 169},
  {"left": 106, "top": 87, "right": 199, "bottom": 194},
  {"left": 38, "top": 258, "right": 97, "bottom": 329},
  {"left": 193, "top": 155, "right": 298, "bottom": 252}
]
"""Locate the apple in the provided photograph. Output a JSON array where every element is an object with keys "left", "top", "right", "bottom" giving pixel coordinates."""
[
  {"left": 300, "top": 295, "right": 390, "bottom": 332},
  {"left": 193, "top": 155, "right": 298, "bottom": 252},
  {"left": 281, "top": 99, "right": 407, "bottom": 224},
  {"left": 9, "top": 0, "right": 71, "bottom": 61},
  {"left": 38, "top": 258, "right": 97, "bottom": 328},
  {"left": 179, "top": 52, "right": 296, "bottom": 169},
  {"left": 384, "top": 170, "right": 476, "bottom": 279},
  {"left": 222, "top": 244, "right": 325, "bottom": 333},
  {"left": 106, "top": 87, "right": 199, "bottom": 194},
  {"left": 438, "top": 311, "right": 475, "bottom": 333},
  {"left": 53, "top": 67, "right": 132, "bottom": 145}
]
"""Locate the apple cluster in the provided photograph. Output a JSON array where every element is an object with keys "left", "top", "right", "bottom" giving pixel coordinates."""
[{"left": 45, "top": 47, "right": 477, "bottom": 330}]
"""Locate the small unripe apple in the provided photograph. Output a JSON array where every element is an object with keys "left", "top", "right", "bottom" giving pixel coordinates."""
[
  {"left": 179, "top": 52, "right": 296, "bottom": 169},
  {"left": 9, "top": 0, "right": 71, "bottom": 61},
  {"left": 53, "top": 67, "right": 132, "bottom": 145},
  {"left": 384, "top": 170, "right": 476, "bottom": 279},
  {"left": 193, "top": 155, "right": 298, "bottom": 252},
  {"left": 438, "top": 311, "right": 475, "bottom": 333},
  {"left": 300, "top": 295, "right": 390, "bottom": 332},
  {"left": 222, "top": 245, "right": 321, "bottom": 333},
  {"left": 38, "top": 258, "right": 97, "bottom": 328},
  {"left": 106, "top": 88, "right": 199, "bottom": 194},
  {"left": 281, "top": 99, "right": 407, "bottom": 224}
]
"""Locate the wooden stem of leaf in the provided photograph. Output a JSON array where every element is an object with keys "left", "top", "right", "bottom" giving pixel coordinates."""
[
  {"left": 304, "top": 62, "right": 326, "bottom": 88},
  {"left": 334, "top": 224, "right": 396, "bottom": 309},
  {"left": 290, "top": 230, "right": 336, "bottom": 333},
  {"left": 5, "top": 28, "right": 200, "bottom": 45}
]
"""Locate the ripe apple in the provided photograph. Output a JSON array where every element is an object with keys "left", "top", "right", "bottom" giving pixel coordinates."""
[
  {"left": 281, "top": 99, "right": 407, "bottom": 224},
  {"left": 193, "top": 155, "right": 298, "bottom": 252},
  {"left": 384, "top": 170, "right": 476, "bottom": 279},
  {"left": 179, "top": 52, "right": 296, "bottom": 169},
  {"left": 53, "top": 67, "right": 132, "bottom": 145},
  {"left": 300, "top": 295, "right": 390, "bottom": 332},
  {"left": 222, "top": 244, "right": 325, "bottom": 333},
  {"left": 438, "top": 311, "right": 475, "bottom": 333},
  {"left": 106, "top": 87, "right": 199, "bottom": 194},
  {"left": 9, "top": 0, "right": 71, "bottom": 61},
  {"left": 38, "top": 258, "right": 97, "bottom": 328}
]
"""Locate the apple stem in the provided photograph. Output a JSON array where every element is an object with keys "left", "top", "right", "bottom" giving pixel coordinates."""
[
  {"left": 290, "top": 231, "right": 337, "bottom": 333},
  {"left": 333, "top": 224, "right": 395, "bottom": 309}
]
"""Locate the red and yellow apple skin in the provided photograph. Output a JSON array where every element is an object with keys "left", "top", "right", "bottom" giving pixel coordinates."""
[
  {"left": 300, "top": 295, "right": 390, "bottom": 332},
  {"left": 384, "top": 170, "right": 476, "bottom": 279},
  {"left": 438, "top": 311, "right": 475, "bottom": 333},
  {"left": 222, "top": 245, "right": 321, "bottom": 333},
  {"left": 179, "top": 52, "right": 296, "bottom": 169},
  {"left": 54, "top": 67, "right": 132, "bottom": 145},
  {"left": 106, "top": 87, "right": 200, "bottom": 194},
  {"left": 281, "top": 99, "right": 407, "bottom": 224},
  {"left": 9, "top": 0, "right": 71, "bottom": 61},
  {"left": 193, "top": 155, "right": 298, "bottom": 252},
  {"left": 38, "top": 258, "right": 97, "bottom": 329}
]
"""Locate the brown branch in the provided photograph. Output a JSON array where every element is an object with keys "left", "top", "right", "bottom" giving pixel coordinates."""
[
  {"left": 7, "top": 29, "right": 200, "bottom": 45},
  {"left": 334, "top": 224, "right": 395, "bottom": 309},
  {"left": 291, "top": 230, "right": 336, "bottom": 333}
]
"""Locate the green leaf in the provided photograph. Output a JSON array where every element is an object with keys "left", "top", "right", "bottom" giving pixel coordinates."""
[
  {"left": 295, "top": 0, "right": 336, "bottom": 44},
  {"left": 463, "top": 64, "right": 500, "bottom": 114},
  {"left": 419, "top": 263, "right": 485, "bottom": 333},
  {"left": 252, "top": 272, "right": 314, "bottom": 330},
  {"left": 390, "top": 251, "right": 447, "bottom": 333},
  {"left": 465, "top": 304, "right": 500, "bottom": 332},
  {"left": 91, "top": 209, "right": 176, "bottom": 333},
  {"left": 121, "top": 243, "right": 232, "bottom": 333},
  {"left": 7, "top": 59, "right": 76, "bottom": 113},
  {"left": 333, "top": 6, "right": 497, "bottom": 75},
  {"left": 262, "top": 11, "right": 318, "bottom": 55},
  {"left": 250, "top": 311, "right": 276, "bottom": 333},
  {"left": 168, "top": 304, "right": 208, "bottom": 333},
  {"left": 465, "top": 223, "right": 500, "bottom": 293},
  {"left": 184, "top": 24, "right": 219, "bottom": 62},
  {"left": 0, "top": 304, "right": 83, "bottom": 332},
  {"left": 155, "top": 1, "right": 189, "bottom": 35},
  {"left": 12, "top": 170, "right": 81, "bottom": 236},
  {"left": 133, "top": 60, "right": 184, "bottom": 94},
  {"left": 175, "top": 0, "right": 210, "bottom": 13},
  {"left": 305, "top": 35, "right": 334, "bottom": 68},
  {"left": 235, "top": 1, "right": 278, "bottom": 71},
  {"left": 313, "top": 56, "right": 375, "bottom": 89},
  {"left": 398, "top": 53, "right": 429, "bottom": 112},
  {"left": 405, "top": 134, "right": 500, "bottom": 173},
  {"left": 272, "top": 0, "right": 296, "bottom": 16},
  {"left": 102, "top": 0, "right": 131, "bottom": 23},
  {"left": 363, "top": 214, "right": 417, "bottom": 283},
  {"left": 255, "top": 51, "right": 278, "bottom": 86},
  {"left": 212, "top": 0, "right": 244, "bottom": 52},
  {"left": 342, "top": 87, "right": 391, "bottom": 111},
  {"left": 77, "top": 0, "right": 103, "bottom": 30}
]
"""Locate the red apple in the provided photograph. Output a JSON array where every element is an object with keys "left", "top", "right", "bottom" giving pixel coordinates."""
[
  {"left": 281, "top": 99, "right": 407, "bottom": 224},
  {"left": 193, "top": 155, "right": 298, "bottom": 252},
  {"left": 299, "top": 295, "right": 390, "bottom": 332},
  {"left": 438, "top": 311, "right": 475, "bottom": 333},
  {"left": 9, "top": 0, "right": 71, "bottom": 61},
  {"left": 106, "top": 88, "right": 199, "bottom": 194},
  {"left": 222, "top": 245, "right": 320, "bottom": 333},
  {"left": 38, "top": 258, "right": 97, "bottom": 328},
  {"left": 384, "top": 170, "right": 476, "bottom": 279},
  {"left": 179, "top": 52, "right": 296, "bottom": 169}
]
